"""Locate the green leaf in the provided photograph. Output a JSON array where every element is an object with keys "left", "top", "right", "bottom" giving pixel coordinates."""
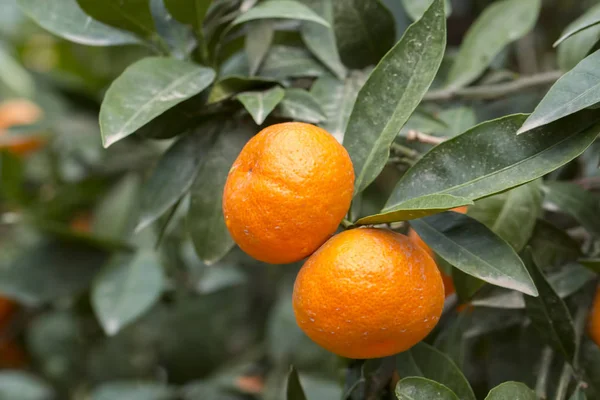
[
  {"left": 18, "top": 0, "right": 140, "bottom": 46},
  {"left": 344, "top": 0, "right": 446, "bottom": 195},
  {"left": 76, "top": 0, "right": 156, "bottom": 37},
  {"left": 438, "top": 106, "right": 477, "bottom": 137},
  {"left": 401, "top": 0, "right": 451, "bottom": 21},
  {"left": 522, "top": 248, "right": 576, "bottom": 363},
  {"left": 395, "top": 377, "right": 459, "bottom": 400},
  {"left": 93, "top": 174, "right": 140, "bottom": 241},
  {"left": 0, "top": 239, "right": 108, "bottom": 305},
  {"left": 310, "top": 70, "right": 367, "bottom": 142},
  {"left": 0, "top": 150, "right": 24, "bottom": 203},
  {"left": 287, "top": 366, "right": 308, "bottom": 400},
  {"left": 259, "top": 45, "right": 327, "bottom": 79},
  {"left": 332, "top": 0, "right": 395, "bottom": 69},
  {"left": 355, "top": 194, "right": 473, "bottom": 225},
  {"left": 467, "top": 181, "right": 542, "bottom": 251},
  {"left": 91, "top": 382, "right": 175, "bottom": 400},
  {"left": 164, "top": 0, "right": 212, "bottom": 30},
  {"left": 92, "top": 251, "right": 164, "bottom": 335},
  {"left": 275, "top": 88, "right": 326, "bottom": 123},
  {"left": 300, "top": 0, "right": 346, "bottom": 79},
  {"left": 447, "top": 0, "right": 541, "bottom": 89},
  {"left": 246, "top": 21, "right": 275, "bottom": 76},
  {"left": 137, "top": 129, "right": 212, "bottom": 232},
  {"left": 569, "top": 388, "right": 587, "bottom": 400},
  {"left": 232, "top": 0, "right": 330, "bottom": 27},
  {"left": 545, "top": 181, "right": 600, "bottom": 236},
  {"left": 410, "top": 212, "right": 537, "bottom": 296},
  {"left": 188, "top": 120, "right": 255, "bottom": 264},
  {"left": 150, "top": 0, "right": 196, "bottom": 59},
  {"left": 528, "top": 220, "right": 581, "bottom": 269},
  {"left": 519, "top": 50, "right": 600, "bottom": 134},
  {"left": 0, "top": 43, "right": 34, "bottom": 97},
  {"left": 0, "top": 371, "right": 54, "bottom": 400},
  {"left": 385, "top": 112, "right": 600, "bottom": 209},
  {"left": 100, "top": 57, "right": 215, "bottom": 147},
  {"left": 580, "top": 258, "right": 600, "bottom": 273},
  {"left": 557, "top": 24, "right": 600, "bottom": 71},
  {"left": 396, "top": 342, "right": 476, "bottom": 400},
  {"left": 209, "top": 76, "right": 277, "bottom": 104},
  {"left": 484, "top": 381, "right": 536, "bottom": 400},
  {"left": 554, "top": 3, "right": 600, "bottom": 46},
  {"left": 237, "top": 86, "right": 285, "bottom": 125}
]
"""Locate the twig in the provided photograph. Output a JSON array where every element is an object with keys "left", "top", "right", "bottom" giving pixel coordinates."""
[
  {"left": 535, "top": 346, "right": 554, "bottom": 399},
  {"left": 406, "top": 130, "right": 447, "bottom": 146},
  {"left": 390, "top": 143, "right": 419, "bottom": 159},
  {"left": 555, "top": 363, "right": 573, "bottom": 400},
  {"left": 424, "top": 70, "right": 563, "bottom": 101}
]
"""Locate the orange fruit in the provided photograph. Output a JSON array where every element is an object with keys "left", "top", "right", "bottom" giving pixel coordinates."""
[
  {"left": 70, "top": 213, "right": 92, "bottom": 233},
  {"left": 0, "top": 297, "right": 16, "bottom": 328},
  {"left": 408, "top": 206, "right": 468, "bottom": 297},
  {"left": 222, "top": 122, "right": 354, "bottom": 264},
  {"left": 0, "top": 99, "right": 45, "bottom": 156},
  {"left": 0, "top": 339, "right": 27, "bottom": 369},
  {"left": 589, "top": 285, "right": 600, "bottom": 347},
  {"left": 292, "top": 228, "right": 444, "bottom": 359}
]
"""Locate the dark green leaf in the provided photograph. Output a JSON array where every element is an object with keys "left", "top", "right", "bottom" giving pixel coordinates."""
[
  {"left": 237, "top": 86, "right": 285, "bottom": 125},
  {"left": 395, "top": 377, "right": 459, "bottom": 400},
  {"left": 287, "top": 366, "right": 308, "bottom": 400},
  {"left": 464, "top": 308, "right": 524, "bottom": 338},
  {"left": 356, "top": 194, "right": 473, "bottom": 225},
  {"left": 554, "top": 3, "right": 600, "bottom": 46},
  {"left": 558, "top": 24, "right": 600, "bottom": 71},
  {"left": 484, "top": 381, "right": 536, "bottom": 400},
  {"left": 545, "top": 181, "right": 600, "bottom": 236},
  {"left": 522, "top": 248, "right": 576, "bottom": 363},
  {"left": 92, "top": 251, "right": 164, "bottom": 335},
  {"left": 232, "top": 0, "right": 330, "bottom": 27},
  {"left": 100, "top": 57, "right": 215, "bottom": 147},
  {"left": 385, "top": 112, "right": 600, "bottom": 209},
  {"left": 452, "top": 267, "right": 485, "bottom": 301},
  {"left": 569, "top": 388, "right": 587, "bottom": 400},
  {"left": 0, "top": 371, "right": 54, "bottom": 400},
  {"left": 438, "top": 106, "right": 477, "bottom": 137},
  {"left": 76, "top": 0, "right": 156, "bottom": 37},
  {"left": 396, "top": 342, "right": 475, "bottom": 400},
  {"left": 467, "top": 180, "right": 542, "bottom": 251},
  {"left": 401, "top": 0, "right": 451, "bottom": 21},
  {"left": 0, "top": 239, "right": 108, "bottom": 305},
  {"left": 300, "top": 0, "right": 346, "bottom": 79},
  {"left": 275, "top": 88, "right": 326, "bottom": 123},
  {"left": 150, "top": 0, "right": 196, "bottom": 59},
  {"left": 0, "top": 150, "right": 24, "bottom": 203},
  {"left": 164, "top": 0, "right": 212, "bottom": 30},
  {"left": 246, "top": 20, "right": 274, "bottom": 76},
  {"left": 447, "top": 0, "right": 541, "bottom": 89},
  {"left": 137, "top": 129, "right": 212, "bottom": 231},
  {"left": 332, "top": 0, "right": 395, "bottom": 69},
  {"left": 91, "top": 382, "right": 175, "bottom": 400},
  {"left": 580, "top": 258, "right": 600, "bottom": 273},
  {"left": 410, "top": 212, "right": 537, "bottom": 296},
  {"left": 310, "top": 70, "right": 368, "bottom": 142},
  {"left": 209, "top": 75, "right": 277, "bottom": 103},
  {"left": 18, "top": 0, "right": 140, "bottom": 46},
  {"left": 93, "top": 174, "right": 140, "bottom": 241},
  {"left": 188, "top": 120, "right": 255, "bottom": 264},
  {"left": 528, "top": 220, "right": 581, "bottom": 269},
  {"left": 344, "top": 0, "right": 446, "bottom": 195},
  {"left": 259, "top": 45, "right": 327, "bottom": 79}
]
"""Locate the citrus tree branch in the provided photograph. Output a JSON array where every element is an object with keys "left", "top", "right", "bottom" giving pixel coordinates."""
[{"left": 424, "top": 70, "right": 563, "bottom": 101}]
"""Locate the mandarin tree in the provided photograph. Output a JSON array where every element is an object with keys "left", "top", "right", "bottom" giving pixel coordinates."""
[{"left": 1, "top": 0, "right": 600, "bottom": 399}]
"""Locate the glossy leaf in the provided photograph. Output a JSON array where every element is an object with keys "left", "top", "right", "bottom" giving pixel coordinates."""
[
  {"left": 522, "top": 248, "right": 576, "bottom": 363},
  {"left": 310, "top": 70, "right": 368, "bottom": 142},
  {"left": 232, "top": 0, "right": 329, "bottom": 27},
  {"left": 286, "top": 366, "right": 307, "bottom": 400},
  {"left": 344, "top": 0, "right": 446, "bottom": 195},
  {"left": 209, "top": 76, "right": 277, "bottom": 104},
  {"left": 92, "top": 251, "right": 164, "bottom": 335},
  {"left": 164, "top": 0, "right": 212, "bottom": 29},
  {"left": 0, "top": 371, "right": 54, "bottom": 400},
  {"left": 76, "top": 0, "right": 156, "bottom": 37},
  {"left": 100, "top": 57, "right": 215, "bottom": 147},
  {"left": 246, "top": 21, "right": 274, "bottom": 76},
  {"left": 528, "top": 220, "right": 581, "bottom": 269},
  {"left": 332, "top": 0, "right": 395, "bottom": 68},
  {"left": 18, "top": 0, "right": 140, "bottom": 46},
  {"left": 188, "top": 120, "right": 255, "bottom": 264},
  {"left": 395, "top": 377, "right": 459, "bottom": 400},
  {"left": 447, "top": 0, "right": 541, "bottom": 89},
  {"left": 300, "top": 0, "right": 346, "bottom": 79},
  {"left": 401, "top": 0, "right": 451, "bottom": 20},
  {"left": 557, "top": 24, "right": 600, "bottom": 71},
  {"left": 410, "top": 212, "right": 537, "bottom": 296},
  {"left": 91, "top": 382, "right": 175, "bottom": 400},
  {"left": 554, "top": 3, "right": 600, "bottom": 46},
  {"left": 545, "top": 181, "right": 600, "bottom": 236},
  {"left": 356, "top": 194, "right": 473, "bottom": 225},
  {"left": 259, "top": 46, "right": 327, "bottom": 79},
  {"left": 237, "top": 86, "right": 285, "bottom": 125},
  {"left": 137, "top": 129, "right": 212, "bottom": 231},
  {"left": 275, "top": 88, "right": 326, "bottom": 123},
  {"left": 396, "top": 342, "right": 476, "bottom": 400},
  {"left": 467, "top": 181, "right": 542, "bottom": 251},
  {"left": 150, "top": 0, "right": 196, "bottom": 59},
  {"left": 484, "top": 382, "right": 536, "bottom": 400},
  {"left": 385, "top": 112, "right": 600, "bottom": 209}
]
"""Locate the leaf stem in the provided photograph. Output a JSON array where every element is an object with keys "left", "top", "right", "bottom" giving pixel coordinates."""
[
  {"left": 424, "top": 70, "right": 563, "bottom": 101},
  {"left": 535, "top": 346, "right": 553, "bottom": 399},
  {"left": 405, "top": 130, "right": 447, "bottom": 146}
]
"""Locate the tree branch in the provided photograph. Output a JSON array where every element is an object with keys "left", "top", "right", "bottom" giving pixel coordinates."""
[
  {"left": 406, "top": 130, "right": 447, "bottom": 145},
  {"left": 424, "top": 70, "right": 563, "bottom": 101}
]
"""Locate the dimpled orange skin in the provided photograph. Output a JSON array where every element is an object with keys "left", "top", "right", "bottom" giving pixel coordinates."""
[
  {"left": 0, "top": 99, "right": 45, "bottom": 156},
  {"left": 223, "top": 122, "right": 354, "bottom": 264},
  {"left": 589, "top": 286, "right": 600, "bottom": 347},
  {"left": 293, "top": 228, "right": 445, "bottom": 359}
]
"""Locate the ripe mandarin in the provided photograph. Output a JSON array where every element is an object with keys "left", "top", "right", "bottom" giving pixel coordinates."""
[
  {"left": 0, "top": 99, "right": 45, "bottom": 156},
  {"left": 589, "top": 285, "right": 600, "bottom": 347},
  {"left": 222, "top": 122, "right": 354, "bottom": 264},
  {"left": 293, "top": 228, "right": 445, "bottom": 359},
  {"left": 408, "top": 206, "right": 468, "bottom": 297}
]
